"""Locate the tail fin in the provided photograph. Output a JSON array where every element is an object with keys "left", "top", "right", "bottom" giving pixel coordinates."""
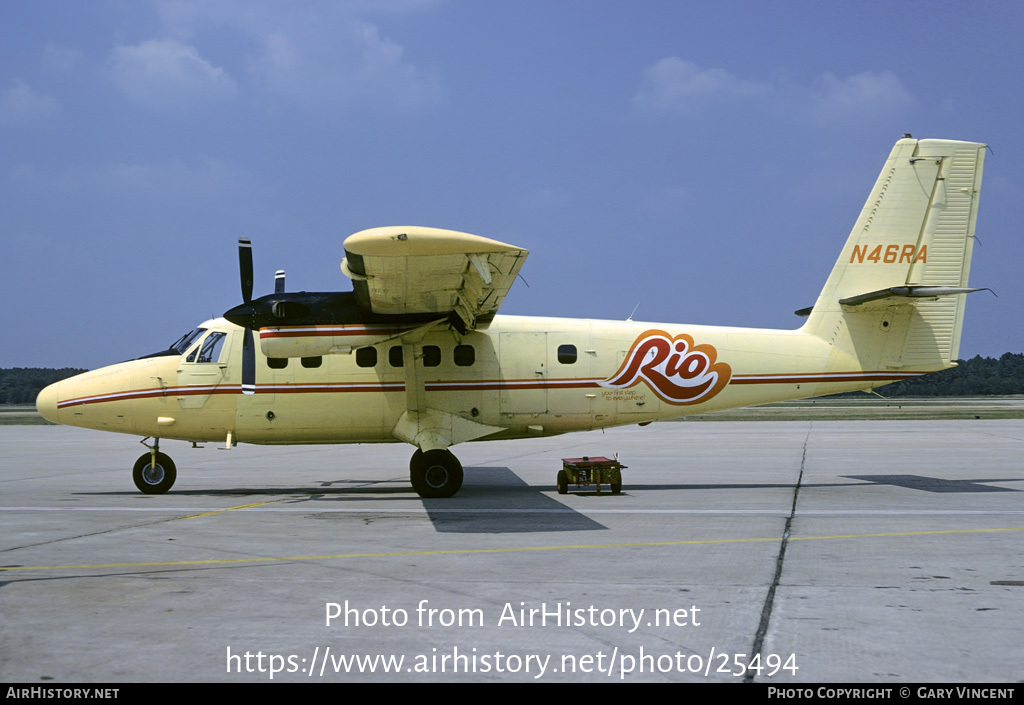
[{"left": 803, "top": 137, "right": 986, "bottom": 374}]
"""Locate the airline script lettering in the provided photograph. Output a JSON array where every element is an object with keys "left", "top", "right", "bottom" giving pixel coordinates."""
[{"left": 600, "top": 330, "right": 731, "bottom": 405}]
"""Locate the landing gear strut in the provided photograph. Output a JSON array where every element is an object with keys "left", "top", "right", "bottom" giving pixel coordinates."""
[
  {"left": 409, "top": 449, "right": 463, "bottom": 498},
  {"left": 133, "top": 438, "right": 176, "bottom": 494}
]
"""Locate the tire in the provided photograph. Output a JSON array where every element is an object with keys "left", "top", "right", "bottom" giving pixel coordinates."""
[
  {"left": 410, "top": 449, "right": 463, "bottom": 499},
  {"left": 556, "top": 469, "right": 568, "bottom": 495},
  {"left": 133, "top": 452, "right": 177, "bottom": 494}
]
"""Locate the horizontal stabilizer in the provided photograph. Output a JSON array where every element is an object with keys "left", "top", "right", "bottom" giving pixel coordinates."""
[{"left": 839, "top": 286, "right": 986, "bottom": 307}]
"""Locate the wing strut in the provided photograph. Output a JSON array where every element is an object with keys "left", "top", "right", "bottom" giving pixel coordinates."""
[{"left": 386, "top": 323, "right": 505, "bottom": 452}]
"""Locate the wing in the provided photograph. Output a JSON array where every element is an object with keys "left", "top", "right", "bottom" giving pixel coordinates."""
[{"left": 341, "top": 226, "right": 528, "bottom": 331}]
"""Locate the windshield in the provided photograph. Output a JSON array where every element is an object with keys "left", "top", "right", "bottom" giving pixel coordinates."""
[{"left": 169, "top": 328, "right": 207, "bottom": 355}]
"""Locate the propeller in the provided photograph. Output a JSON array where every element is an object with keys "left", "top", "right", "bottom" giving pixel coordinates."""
[
  {"left": 238, "top": 238, "right": 256, "bottom": 395},
  {"left": 225, "top": 241, "right": 301, "bottom": 394}
]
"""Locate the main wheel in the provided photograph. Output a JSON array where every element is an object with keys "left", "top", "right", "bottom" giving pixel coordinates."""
[
  {"left": 556, "top": 469, "right": 568, "bottom": 495},
  {"left": 132, "top": 452, "right": 177, "bottom": 494},
  {"left": 409, "top": 449, "right": 463, "bottom": 499}
]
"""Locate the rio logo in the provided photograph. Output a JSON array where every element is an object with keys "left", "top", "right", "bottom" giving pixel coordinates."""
[{"left": 600, "top": 330, "right": 732, "bottom": 405}]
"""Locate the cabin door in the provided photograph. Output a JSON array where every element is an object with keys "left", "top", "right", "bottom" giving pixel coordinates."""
[{"left": 499, "top": 331, "right": 547, "bottom": 416}]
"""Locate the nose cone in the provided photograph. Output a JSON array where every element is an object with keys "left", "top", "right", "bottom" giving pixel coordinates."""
[{"left": 36, "top": 382, "right": 61, "bottom": 424}]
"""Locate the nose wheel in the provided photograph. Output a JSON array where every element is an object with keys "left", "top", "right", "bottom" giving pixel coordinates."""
[
  {"left": 132, "top": 452, "right": 177, "bottom": 494},
  {"left": 409, "top": 449, "right": 463, "bottom": 498}
]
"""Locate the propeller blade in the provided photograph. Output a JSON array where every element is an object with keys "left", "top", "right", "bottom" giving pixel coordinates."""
[
  {"left": 239, "top": 238, "right": 253, "bottom": 304},
  {"left": 275, "top": 269, "right": 285, "bottom": 294},
  {"left": 241, "top": 327, "right": 255, "bottom": 395}
]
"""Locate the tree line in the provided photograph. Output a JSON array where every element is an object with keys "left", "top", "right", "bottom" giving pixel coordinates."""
[
  {"left": 1, "top": 353, "right": 1022, "bottom": 404},
  {"left": 868, "top": 352, "right": 1024, "bottom": 397},
  {"left": 0, "top": 368, "right": 88, "bottom": 405}
]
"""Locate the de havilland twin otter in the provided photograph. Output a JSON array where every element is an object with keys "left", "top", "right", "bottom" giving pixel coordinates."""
[{"left": 37, "top": 136, "right": 988, "bottom": 498}]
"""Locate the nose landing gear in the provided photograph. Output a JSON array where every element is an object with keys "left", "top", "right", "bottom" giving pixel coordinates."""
[{"left": 132, "top": 438, "right": 177, "bottom": 494}]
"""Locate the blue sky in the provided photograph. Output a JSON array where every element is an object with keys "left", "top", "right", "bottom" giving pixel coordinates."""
[{"left": 3, "top": 0, "right": 1022, "bottom": 369}]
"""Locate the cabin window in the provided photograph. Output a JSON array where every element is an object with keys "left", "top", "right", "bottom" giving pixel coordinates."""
[
  {"left": 557, "top": 344, "right": 577, "bottom": 364},
  {"left": 301, "top": 356, "right": 322, "bottom": 368},
  {"left": 389, "top": 346, "right": 404, "bottom": 367},
  {"left": 454, "top": 344, "right": 475, "bottom": 367},
  {"left": 267, "top": 357, "right": 288, "bottom": 369},
  {"left": 423, "top": 345, "right": 441, "bottom": 367},
  {"left": 356, "top": 347, "right": 377, "bottom": 368}
]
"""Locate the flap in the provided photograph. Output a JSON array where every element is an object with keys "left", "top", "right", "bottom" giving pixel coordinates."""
[{"left": 341, "top": 226, "right": 528, "bottom": 330}]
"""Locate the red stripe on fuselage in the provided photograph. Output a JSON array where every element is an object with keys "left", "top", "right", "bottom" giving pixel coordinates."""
[{"left": 52, "top": 371, "right": 924, "bottom": 409}]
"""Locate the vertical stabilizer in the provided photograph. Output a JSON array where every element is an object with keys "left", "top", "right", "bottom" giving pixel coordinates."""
[{"left": 803, "top": 137, "right": 986, "bottom": 373}]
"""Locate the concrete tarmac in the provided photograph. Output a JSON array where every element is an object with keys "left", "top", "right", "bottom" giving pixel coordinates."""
[{"left": 1, "top": 421, "right": 1022, "bottom": 683}]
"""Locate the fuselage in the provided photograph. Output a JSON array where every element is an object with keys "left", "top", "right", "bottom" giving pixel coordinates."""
[{"left": 35, "top": 314, "right": 927, "bottom": 446}]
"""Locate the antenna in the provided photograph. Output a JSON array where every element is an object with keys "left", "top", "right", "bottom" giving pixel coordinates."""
[{"left": 626, "top": 301, "right": 641, "bottom": 321}]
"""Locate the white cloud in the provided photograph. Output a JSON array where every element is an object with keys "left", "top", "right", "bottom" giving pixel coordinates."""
[
  {"left": 632, "top": 58, "right": 771, "bottom": 116},
  {"left": 152, "top": 0, "right": 442, "bottom": 112},
  {"left": 806, "top": 71, "right": 915, "bottom": 123},
  {"left": 633, "top": 58, "right": 915, "bottom": 126},
  {"left": 0, "top": 80, "right": 59, "bottom": 126},
  {"left": 244, "top": 15, "right": 442, "bottom": 112},
  {"left": 109, "top": 38, "right": 237, "bottom": 109}
]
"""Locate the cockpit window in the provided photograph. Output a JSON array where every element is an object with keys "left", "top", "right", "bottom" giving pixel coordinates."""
[
  {"left": 170, "top": 328, "right": 207, "bottom": 354},
  {"left": 197, "top": 332, "right": 227, "bottom": 363},
  {"left": 187, "top": 331, "right": 227, "bottom": 363}
]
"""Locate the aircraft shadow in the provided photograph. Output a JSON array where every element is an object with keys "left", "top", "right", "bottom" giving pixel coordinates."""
[
  {"left": 626, "top": 474, "right": 1023, "bottom": 493},
  {"left": 77, "top": 467, "right": 608, "bottom": 535},
  {"left": 420, "top": 467, "right": 608, "bottom": 534},
  {"left": 842, "top": 474, "right": 1022, "bottom": 493},
  {"left": 74, "top": 474, "right": 1018, "bottom": 538}
]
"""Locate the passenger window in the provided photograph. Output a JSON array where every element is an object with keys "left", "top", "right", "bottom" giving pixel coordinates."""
[
  {"left": 301, "top": 356, "right": 322, "bottom": 368},
  {"left": 389, "top": 346, "right": 404, "bottom": 367},
  {"left": 356, "top": 347, "right": 377, "bottom": 368},
  {"left": 454, "top": 344, "right": 475, "bottom": 367},
  {"left": 267, "top": 357, "right": 288, "bottom": 369},
  {"left": 423, "top": 345, "right": 441, "bottom": 367},
  {"left": 557, "top": 344, "right": 577, "bottom": 364}
]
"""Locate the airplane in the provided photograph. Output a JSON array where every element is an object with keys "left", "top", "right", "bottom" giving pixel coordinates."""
[{"left": 36, "top": 136, "right": 988, "bottom": 498}]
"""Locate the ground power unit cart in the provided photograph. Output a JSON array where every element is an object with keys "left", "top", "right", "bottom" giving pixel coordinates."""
[{"left": 557, "top": 456, "right": 626, "bottom": 495}]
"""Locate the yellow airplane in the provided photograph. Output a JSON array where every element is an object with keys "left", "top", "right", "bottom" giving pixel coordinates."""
[{"left": 36, "top": 136, "right": 987, "bottom": 498}]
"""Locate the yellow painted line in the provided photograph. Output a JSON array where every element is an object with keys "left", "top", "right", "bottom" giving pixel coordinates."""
[
  {"left": 2, "top": 526, "right": 1022, "bottom": 573},
  {"left": 175, "top": 501, "right": 274, "bottom": 520}
]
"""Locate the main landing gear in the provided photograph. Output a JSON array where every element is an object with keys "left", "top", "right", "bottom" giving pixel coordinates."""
[
  {"left": 127, "top": 439, "right": 465, "bottom": 498},
  {"left": 132, "top": 438, "right": 176, "bottom": 494},
  {"left": 409, "top": 449, "right": 463, "bottom": 499}
]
